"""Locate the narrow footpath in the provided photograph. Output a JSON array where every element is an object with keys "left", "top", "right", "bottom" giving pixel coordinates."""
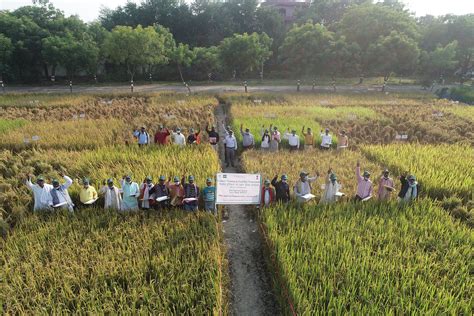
[{"left": 215, "top": 103, "right": 280, "bottom": 315}]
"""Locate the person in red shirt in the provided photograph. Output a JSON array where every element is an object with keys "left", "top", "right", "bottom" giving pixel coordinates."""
[{"left": 154, "top": 125, "right": 170, "bottom": 145}]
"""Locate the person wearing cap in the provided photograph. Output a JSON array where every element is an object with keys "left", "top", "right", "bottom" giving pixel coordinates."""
[
  {"left": 139, "top": 176, "right": 155, "bottom": 209},
  {"left": 172, "top": 128, "right": 186, "bottom": 146},
  {"left": 133, "top": 126, "right": 150, "bottom": 147},
  {"left": 320, "top": 128, "right": 332, "bottom": 150},
  {"left": 271, "top": 174, "right": 290, "bottom": 203},
  {"left": 377, "top": 169, "right": 395, "bottom": 200},
  {"left": 260, "top": 126, "right": 271, "bottom": 151},
  {"left": 46, "top": 172, "right": 74, "bottom": 212},
  {"left": 240, "top": 123, "right": 255, "bottom": 150},
  {"left": 294, "top": 171, "right": 319, "bottom": 203},
  {"left": 166, "top": 176, "right": 185, "bottom": 207},
  {"left": 261, "top": 179, "right": 276, "bottom": 207},
  {"left": 224, "top": 130, "right": 238, "bottom": 168},
  {"left": 150, "top": 175, "right": 170, "bottom": 210},
  {"left": 320, "top": 168, "right": 342, "bottom": 204},
  {"left": 202, "top": 178, "right": 216, "bottom": 214},
  {"left": 182, "top": 175, "right": 200, "bottom": 212},
  {"left": 205, "top": 124, "right": 220, "bottom": 152},
  {"left": 187, "top": 127, "right": 201, "bottom": 145},
  {"left": 154, "top": 125, "right": 171, "bottom": 145},
  {"left": 355, "top": 161, "right": 372, "bottom": 201},
  {"left": 79, "top": 178, "right": 98, "bottom": 205},
  {"left": 284, "top": 128, "right": 300, "bottom": 151},
  {"left": 398, "top": 172, "right": 419, "bottom": 203},
  {"left": 24, "top": 174, "right": 53, "bottom": 211},
  {"left": 270, "top": 124, "right": 281, "bottom": 152},
  {"left": 301, "top": 126, "right": 314, "bottom": 150},
  {"left": 100, "top": 178, "right": 122, "bottom": 210},
  {"left": 337, "top": 130, "right": 349, "bottom": 149},
  {"left": 120, "top": 175, "right": 140, "bottom": 211}
]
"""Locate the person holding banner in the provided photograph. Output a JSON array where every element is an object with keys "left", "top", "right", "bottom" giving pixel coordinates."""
[
  {"left": 205, "top": 124, "right": 220, "bottom": 152},
  {"left": 25, "top": 174, "right": 53, "bottom": 211},
  {"left": 46, "top": 172, "right": 74, "bottom": 212},
  {"left": 261, "top": 179, "right": 276, "bottom": 207},
  {"left": 301, "top": 126, "right": 314, "bottom": 150},
  {"left": 224, "top": 130, "right": 238, "bottom": 167},
  {"left": 202, "top": 178, "right": 216, "bottom": 214},
  {"left": 79, "top": 178, "right": 98, "bottom": 205},
  {"left": 294, "top": 171, "right": 319, "bottom": 203},
  {"left": 120, "top": 175, "right": 140, "bottom": 211},
  {"left": 150, "top": 175, "right": 170, "bottom": 210},
  {"left": 100, "top": 178, "right": 122, "bottom": 210},
  {"left": 337, "top": 130, "right": 349, "bottom": 150},
  {"left": 354, "top": 161, "right": 372, "bottom": 201},
  {"left": 139, "top": 176, "right": 155, "bottom": 209},
  {"left": 319, "top": 169, "right": 342, "bottom": 204},
  {"left": 271, "top": 174, "right": 290, "bottom": 203},
  {"left": 377, "top": 169, "right": 395, "bottom": 200},
  {"left": 182, "top": 175, "right": 199, "bottom": 212}
]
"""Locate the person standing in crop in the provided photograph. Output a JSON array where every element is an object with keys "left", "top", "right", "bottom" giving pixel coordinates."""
[
  {"left": 46, "top": 172, "right": 74, "bottom": 212},
  {"left": 284, "top": 128, "right": 300, "bottom": 151},
  {"left": 261, "top": 179, "right": 276, "bottom": 207},
  {"left": 133, "top": 126, "right": 150, "bottom": 147},
  {"left": 205, "top": 124, "right": 220, "bottom": 152},
  {"left": 150, "top": 175, "right": 170, "bottom": 210},
  {"left": 182, "top": 175, "right": 199, "bottom": 212},
  {"left": 172, "top": 128, "right": 186, "bottom": 146},
  {"left": 294, "top": 171, "right": 319, "bottom": 203},
  {"left": 355, "top": 161, "right": 372, "bottom": 201},
  {"left": 271, "top": 174, "right": 290, "bottom": 203},
  {"left": 154, "top": 125, "right": 170, "bottom": 145},
  {"left": 270, "top": 125, "right": 281, "bottom": 152},
  {"left": 320, "top": 128, "right": 332, "bottom": 150},
  {"left": 224, "top": 130, "right": 238, "bottom": 167},
  {"left": 167, "top": 176, "right": 184, "bottom": 207},
  {"left": 301, "top": 126, "right": 314, "bottom": 150},
  {"left": 377, "top": 169, "right": 395, "bottom": 200},
  {"left": 202, "top": 178, "right": 216, "bottom": 215},
  {"left": 260, "top": 126, "right": 271, "bottom": 151},
  {"left": 319, "top": 169, "right": 342, "bottom": 204},
  {"left": 187, "top": 128, "right": 201, "bottom": 145},
  {"left": 120, "top": 175, "right": 140, "bottom": 211},
  {"left": 240, "top": 123, "right": 255, "bottom": 150},
  {"left": 25, "top": 174, "right": 53, "bottom": 211},
  {"left": 139, "top": 176, "right": 155, "bottom": 209},
  {"left": 398, "top": 173, "right": 419, "bottom": 203},
  {"left": 79, "top": 178, "right": 98, "bottom": 205},
  {"left": 100, "top": 178, "right": 122, "bottom": 210},
  {"left": 337, "top": 130, "right": 349, "bottom": 150}
]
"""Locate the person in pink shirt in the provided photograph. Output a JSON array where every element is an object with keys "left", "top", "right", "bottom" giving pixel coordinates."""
[
  {"left": 355, "top": 160, "right": 372, "bottom": 201},
  {"left": 377, "top": 169, "right": 395, "bottom": 200}
]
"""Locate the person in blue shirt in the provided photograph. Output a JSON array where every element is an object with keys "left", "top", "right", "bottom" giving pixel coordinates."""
[{"left": 202, "top": 178, "right": 216, "bottom": 215}]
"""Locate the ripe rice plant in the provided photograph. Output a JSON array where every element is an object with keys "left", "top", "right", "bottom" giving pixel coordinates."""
[
  {"left": 261, "top": 199, "right": 473, "bottom": 314},
  {"left": 1, "top": 209, "right": 224, "bottom": 314},
  {"left": 0, "top": 93, "right": 94, "bottom": 108}
]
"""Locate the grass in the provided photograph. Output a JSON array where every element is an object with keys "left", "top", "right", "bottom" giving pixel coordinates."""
[{"left": 0, "top": 119, "right": 27, "bottom": 133}]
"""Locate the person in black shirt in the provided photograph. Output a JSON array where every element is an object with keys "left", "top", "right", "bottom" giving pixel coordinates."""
[{"left": 271, "top": 174, "right": 290, "bottom": 203}]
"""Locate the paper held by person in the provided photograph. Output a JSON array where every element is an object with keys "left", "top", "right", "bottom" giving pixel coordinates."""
[
  {"left": 183, "top": 197, "right": 198, "bottom": 203},
  {"left": 362, "top": 196, "right": 372, "bottom": 202},
  {"left": 156, "top": 196, "right": 170, "bottom": 202},
  {"left": 52, "top": 201, "right": 68, "bottom": 208},
  {"left": 83, "top": 198, "right": 98, "bottom": 205}
]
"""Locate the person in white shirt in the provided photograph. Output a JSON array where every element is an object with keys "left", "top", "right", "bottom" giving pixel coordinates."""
[
  {"left": 260, "top": 126, "right": 271, "bottom": 151},
  {"left": 133, "top": 126, "right": 150, "bottom": 147},
  {"left": 320, "top": 128, "right": 332, "bottom": 150},
  {"left": 172, "top": 128, "right": 186, "bottom": 146},
  {"left": 294, "top": 171, "right": 319, "bottom": 203},
  {"left": 46, "top": 173, "right": 74, "bottom": 212},
  {"left": 25, "top": 174, "right": 53, "bottom": 211},
  {"left": 224, "top": 130, "right": 238, "bottom": 167},
  {"left": 270, "top": 125, "right": 281, "bottom": 152},
  {"left": 240, "top": 123, "right": 255, "bottom": 150},
  {"left": 284, "top": 128, "right": 300, "bottom": 151},
  {"left": 100, "top": 178, "right": 122, "bottom": 210},
  {"left": 319, "top": 169, "right": 342, "bottom": 204}
]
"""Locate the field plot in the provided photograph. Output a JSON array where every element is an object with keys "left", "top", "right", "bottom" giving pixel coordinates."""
[{"left": 261, "top": 200, "right": 473, "bottom": 314}]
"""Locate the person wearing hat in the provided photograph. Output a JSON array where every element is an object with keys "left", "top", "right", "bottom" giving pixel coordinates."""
[
  {"left": 154, "top": 125, "right": 171, "bottom": 145},
  {"left": 261, "top": 179, "right": 276, "bottom": 207},
  {"left": 260, "top": 126, "right": 271, "bottom": 151},
  {"left": 46, "top": 172, "right": 74, "bottom": 212},
  {"left": 337, "top": 130, "right": 349, "bottom": 150},
  {"left": 205, "top": 124, "right": 220, "bottom": 152},
  {"left": 187, "top": 127, "right": 201, "bottom": 145},
  {"left": 284, "top": 128, "right": 300, "bottom": 151},
  {"left": 355, "top": 161, "right": 372, "bottom": 201},
  {"left": 150, "top": 175, "right": 170, "bottom": 210},
  {"left": 301, "top": 126, "right": 314, "bottom": 150},
  {"left": 398, "top": 172, "right": 419, "bottom": 203},
  {"left": 182, "top": 175, "right": 200, "bottom": 212},
  {"left": 224, "top": 130, "right": 238, "bottom": 168},
  {"left": 202, "top": 177, "right": 216, "bottom": 214},
  {"left": 166, "top": 176, "right": 185, "bottom": 207},
  {"left": 320, "top": 168, "right": 342, "bottom": 204},
  {"left": 139, "top": 176, "right": 155, "bottom": 209},
  {"left": 24, "top": 174, "right": 53, "bottom": 211},
  {"left": 270, "top": 124, "right": 281, "bottom": 152},
  {"left": 271, "top": 174, "right": 290, "bottom": 203},
  {"left": 79, "top": 178, "right": 98, "bottom": 205},
  {"left": 294, "top": 171, "right": 319, "bottom": 203},
  {"left": 240, "top": 123, "right": 255, "bottom": 150},
  {"left": 172, "top": 128, "right": 186, "bottom": 146},
  {"left": 120, "top": 175, "right": 140, "bottom": 211},
  {"left": 100, "top": 178, "right": 122, "bottom": 210},
  {"left": 133, "top": 126, "right": 150, "bottom": 147},
  {"left": 377, "top": 169, "right": 395, "bottom": 200},
  {"left": 320, "top": 128, "right": 332, "bottom": 150}
]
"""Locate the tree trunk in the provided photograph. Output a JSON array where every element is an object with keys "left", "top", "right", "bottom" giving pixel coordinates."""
[
  {"left": 177, "top": 64, "right": 191, "bottom": 93},
  {"left": 43, "top": 63, "right": 49, "bottom": 80}
]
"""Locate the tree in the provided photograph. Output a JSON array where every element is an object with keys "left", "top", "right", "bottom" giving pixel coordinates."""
[
  {"left": 419, "top": 41, "right": 458, "bottom": 79},
  {"left": 296, "top": 0, "right": 368, "bottom": 28},
  {"left": 103, "top": 25, "right": 169, "bottom": 83},
  {"left": 192, "top": 46, "right": 221, "bottom": 80},
  {"left": 0, "top": 34, "right": 13, "bottom": 81},
  {"left": 170, "top": 43, "right": 196, "bottom": 90},
  {"left": 326, "top": 36, "right": 361, "bottom": 76}
]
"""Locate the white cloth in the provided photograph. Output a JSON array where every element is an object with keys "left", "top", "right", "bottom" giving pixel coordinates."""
[
  {"left": 133, "top": 131, "right": 150, "bottom": 145},
  {"left": 264, "top": 190, "right": 270, "bottom": 206},
  {"left": 320, "top": 133, "right": 332, "bottom": 147},
  {"left": 140, "top": 182, "right": 154, "bottom": 209},
  {"left": 100, "top": 186, "right": 122, "bottom": 210},
  {"left": 320, "top": 178, "right": 341, "bottom": 204},
  {"left": 26, "top": 180, "right": 53, "bottom": 211},
  {"left": 225, "top": 135, "right": 238, "bottom": 149},
  {"left": 172, "top": 132, "right": 186, "bottom": 146},
  {"left": 284, "top": 133, "right": 300, "bottom": 148}
]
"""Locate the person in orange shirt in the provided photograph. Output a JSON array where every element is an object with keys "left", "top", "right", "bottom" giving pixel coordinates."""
[
  {"left": 166, "top": 176, "right": 185, "bottom": 207},
  {"left": 301, "top": 126, "right": 314, "bottom": 150}
]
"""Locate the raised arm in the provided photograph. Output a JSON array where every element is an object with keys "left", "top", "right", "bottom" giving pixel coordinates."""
[
  {"left": 301, "top": 126, "right": 306, "bottom": 136},
  {"left": 271, "top": 175, "right": 278, "bottom": 187},
  {"left": 356, "top": 161, "right": 362, "bottom": 182}
]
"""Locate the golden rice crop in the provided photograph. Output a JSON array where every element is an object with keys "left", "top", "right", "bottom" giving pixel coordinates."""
[{"left": 0, "top": 93, "right": 94, "bottom": 108}]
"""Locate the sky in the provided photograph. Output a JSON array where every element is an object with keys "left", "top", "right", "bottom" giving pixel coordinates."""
[{"left": 1, "top": 0, "right": 473, "bottom": 22}]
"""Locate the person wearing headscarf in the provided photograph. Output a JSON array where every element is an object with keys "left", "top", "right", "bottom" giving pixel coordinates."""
[
  {"left": 377, "top": 169, "right": 395, "bottom": 200},
  {"left": 80, "top": 177, "right": 98, "bottom": 205},
  {"left": 46, "top": 172, "right": 74, "bottom": 212},
  {"left": 154, "top": 125, "right": 171, "bottom": 145},
  {"left": 139, "top": 176, "right": 155, "bottom": 209},
  {"left": 261, "top": 179, "right": 276, "bottom": 207},
  {"left": 120, "top": 175, "right": 140, "bottom": 211},
  {"left": 167, "top": 176, "right": 185, "bottom": 207},
  {"left": 24, "top": 174, "right": 53, "bottom": 211},
  {"left": 319, "top": 169, "right": 342, "bottom": 204},
  {"left": 172, "top": 128, "right": 186, "bottom": 146},
  {"left": 320, "top": 128, "right": 332, "bottom": 150},
  {"left": 355, "top": 161, "right": 372, "bottom": 201},
  {"left": 398, "top": 173, "right": 419, "bottom": 203},
  {"left": 270, "top": 125, "right": 281, "bottom": 152},
  {"left": 202, "top": 178, "right": 216, "bottom": 215},
  {"left": 150, "top": 175, "right": 170, "bottom": 210},
  {"left": 260, "top": 126, "right": 271, "bottom": 151},
  {"left": 294, "top": 171, "right": 319, "bottom": 203},
  {"left": 284, "top": 128, "right": 300, "bottom": 151},
  {"left": 301, "top": 126, "right": 314, "bottom": 150},
  {"left": 100, "top": 178, "right": 122, "bottom": 210},
  {"left": 182, "top": 175, "right": 199, "bottom": 212},
  {"left": 240, "top": 123, "right": 255, "bottom": 150},
  {"left": 133, "top": 126, "right": 150, "bottom": 147},
  {"left": 271, "top": 174, "right": 290, "bottom": 203}
]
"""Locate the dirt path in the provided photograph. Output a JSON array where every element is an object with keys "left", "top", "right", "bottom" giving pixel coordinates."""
[{"left": 216, "top": 103, "right": 280, "bottom": 315}]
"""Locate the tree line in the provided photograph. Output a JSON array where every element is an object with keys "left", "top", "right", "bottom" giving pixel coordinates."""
[{"left": 0, "top": 0, "right": 472, "bottom": 84}]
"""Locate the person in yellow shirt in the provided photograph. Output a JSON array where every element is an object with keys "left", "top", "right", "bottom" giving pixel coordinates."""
[
  {"left": 301, "top": 126, "right": 314, "bottom": 150},
  {"left": 80, "top": 178, "right": 98, "bottom": 205}
]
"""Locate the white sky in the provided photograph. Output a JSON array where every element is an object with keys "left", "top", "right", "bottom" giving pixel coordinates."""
[{"left": 1, "top": 0, "right": 473, "bottom": 22}]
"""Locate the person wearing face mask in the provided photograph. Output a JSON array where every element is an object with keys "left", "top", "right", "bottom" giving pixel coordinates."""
[
  {"left": 139, "top": 176, "right": 155, "bottom": 210},
  {"left": 301, "top": 126, "right": 314, "bottom": 150},
  {"left": 120, "top": 175, "right": 140, "bottom": 211},
  {"left": 205, "top": 124, "right": 220, "bottom": 152},
  {"left": 355, "top": 161, "right": 372, "bottom": 201},
  {"left": 24, "top": 174, "right": 53, "bottom": 211},
  {"left": 133, "top": 126, "right": 150, "bottom": 147},
  {"left": 172, "top": 128, "right": 186, "bottom": 146},
  {"left": 150, "top": 175, "right": 170, "bottom": 210},
  {"left": 100, "top": 178, "right": 122, "bottom": 210},
  {"left": 284, "top": 128, "right": 300, "bottom": 151},
  {"left": 167, "top": 176, "right": 185, "bottom": 207},
  {"left": 260, "top": 126, "right": 271, "bottom": 151},
  {"left": 271, "top": 174, "right": 290, "bottom": 203},
  {"left": 240, "top": 123, "right": 255, "bottom": 150},
  {"left": 398, "top": 173, "right": 419, "bottom": 203},
  {"left": 46, "top": 172, "right": 74, "bottom": 212},
  {"left": 294, "top": 171, "right": 319, "bottom": 203},
  {"left": 79, "top": 177, "right": 98, "bottom": 205},
  {"left": 270, "top": 125, "right": 281, "bottom": 152},
  {"left": 377, "top": 169, "right": 395, "bottom": 200},
  {"left": 154, "top": 125, "right": 171, "bottom": 145},
  {"left": 320, "top": 168, "right": 342, "bottom": 204},
  {"left": 261, "top": 179, "right": 276, "bottom": 207},
  {"left": 320, "top": 128, "right": 332, "bottom": 150},
  {"left": 182, "top": 175, "right": 199, "bottom": 212},
  {"left": 187, "top": 127, "right": 201, "bottom": 145}
]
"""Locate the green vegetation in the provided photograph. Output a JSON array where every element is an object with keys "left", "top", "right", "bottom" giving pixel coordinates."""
[{"left": 0, "top": 119, "right": 26, "bottom": 133}]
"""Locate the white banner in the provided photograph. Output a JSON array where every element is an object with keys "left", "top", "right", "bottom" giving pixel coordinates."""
[{"left": 216, "top": 173, "right": 261, "bottom": 205}]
